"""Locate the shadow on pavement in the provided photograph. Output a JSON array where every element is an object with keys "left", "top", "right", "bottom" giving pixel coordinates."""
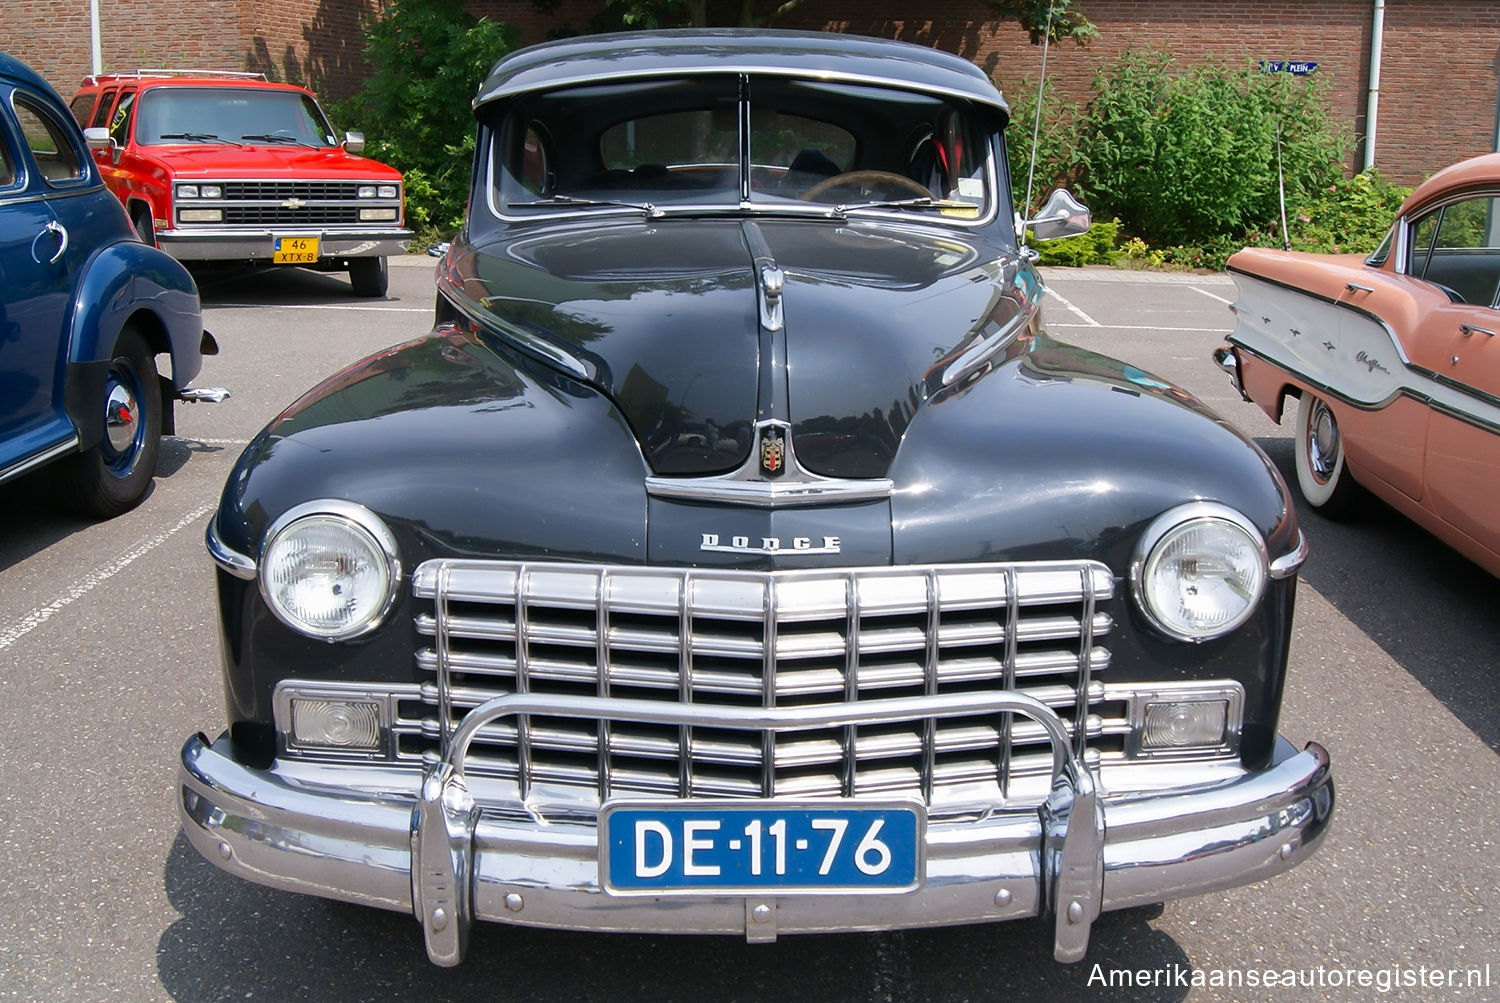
[{"left": 158, "top": 831, "right": 1189, "bottom": 1003}]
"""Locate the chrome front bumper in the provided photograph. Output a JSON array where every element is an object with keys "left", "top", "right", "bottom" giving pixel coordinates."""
[
  {"left": 179, "top": 692, "right": 1333, "bottom": 967},
  {"left": 155, "top": 228, "right": 413, "bottom": 262}
]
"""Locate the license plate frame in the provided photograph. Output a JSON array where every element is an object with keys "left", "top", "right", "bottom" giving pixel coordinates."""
[
  {"left": 272, "top": 235, "right": 320, "bottom": 264},
  {"left": 599, "top": 800, "right": 925, "bottom": 896}
]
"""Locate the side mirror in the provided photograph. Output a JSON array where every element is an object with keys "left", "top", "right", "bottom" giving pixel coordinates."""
[
  {"left": 343, "top": 131, "right": 365, "bottom": 154},
  {"left": 84, "top": 127, "right": 112, "bottom": 153},
  {"left": 1025, "top": 189, "right": 1091, "bottom": 242}
]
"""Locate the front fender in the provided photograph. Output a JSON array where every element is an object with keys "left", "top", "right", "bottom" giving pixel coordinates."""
[{"left": 65, "top": 238, "right": 203, "bottom": 446}]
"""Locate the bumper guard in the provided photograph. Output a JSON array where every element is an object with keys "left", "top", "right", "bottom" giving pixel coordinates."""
[{"left": 179, "top": 692, "right": 1333, "bottom": 967}]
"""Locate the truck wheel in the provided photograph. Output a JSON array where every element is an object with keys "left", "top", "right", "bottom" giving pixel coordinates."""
[
  {"left": 56, "top": 327, "right": 162, "bottom": 518},
  {"left": 1293, "top": 393, "right": 1362, "bottom": 518},
  {"left": 131, "top": 205, "right": 156, "bottom": 247},
  {"left": 349, "top": 256, "right": 389, "bottom": 297}
]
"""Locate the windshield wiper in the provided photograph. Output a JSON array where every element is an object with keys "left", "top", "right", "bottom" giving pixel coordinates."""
[
  {"left": 825, "top": 196, "right": 976, "bottom": 218},
  {"left": 240, "top": 133, "right": 320, "bottom": 148},
  {"left": 158, "top": 132, "right": 242, "bottom": 146},
  {"left": 511, "top": 194, "right": 663, "bottom": 218}
]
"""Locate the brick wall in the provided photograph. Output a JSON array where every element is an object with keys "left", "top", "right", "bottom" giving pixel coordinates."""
[{"left": 4, "top": 0, "right": 1497, "bottom": 184}]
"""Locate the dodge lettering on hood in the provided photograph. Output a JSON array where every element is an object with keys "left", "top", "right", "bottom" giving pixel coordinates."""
[{"left": 180, "top": 30, "right": 1333, "bottom": 966}]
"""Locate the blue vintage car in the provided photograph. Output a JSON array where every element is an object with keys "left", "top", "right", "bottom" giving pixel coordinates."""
[{"left": 0, "top": 52, "right": 223, "bottom": 517}]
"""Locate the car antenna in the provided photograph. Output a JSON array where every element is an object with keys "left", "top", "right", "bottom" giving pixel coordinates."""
[
  {"left": 1276, "top": 124, "right": 1292, "bottom": 250},
  {"left": 1021, "top": 1, "right": 1057, "bottom": 252}
]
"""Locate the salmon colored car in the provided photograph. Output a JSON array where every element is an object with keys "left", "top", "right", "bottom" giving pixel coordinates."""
[{"left": 1217, "top": 152, "right": 1500, "bottom": 577}]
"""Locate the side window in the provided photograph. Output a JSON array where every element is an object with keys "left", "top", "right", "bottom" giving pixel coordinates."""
[
  {"left": 0, "top": 129, "right": 16, "bottom": 188},
  {"left": 14, "top": 94, "right": 84, "bottom": 184},
  {"left": 69, "top": 93, "right": 94, "bottom": 126},
  {"left": 89, "top": 88, "right": 118, "bottom": 129},
  {"left": 1408, "top": 195, "right": 1500, "bottom": 308},
  {"left": 109, "top": 90, "right": 137, "bottom": 147}
]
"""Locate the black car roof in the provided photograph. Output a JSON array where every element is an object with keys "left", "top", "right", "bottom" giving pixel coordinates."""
[{"left": 474, "top": 29, "right": 1009, "bottom": 117}]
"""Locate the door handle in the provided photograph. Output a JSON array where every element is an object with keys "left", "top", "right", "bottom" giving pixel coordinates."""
[
  {"left": 31, "top": 220, "right": 68, "bottom": 265},
  {"left": 1460, "top": 323, "right": 1495, "bottom": 338}
]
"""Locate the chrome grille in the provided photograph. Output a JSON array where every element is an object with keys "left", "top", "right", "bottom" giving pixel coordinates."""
[
  {"left": 218, "top": 180, "right": 362, "bottom": 201},
  {"left": 408, "top": 560, "right": 1114, "bottom": 809},
  {"left": 223, "top": 205, "right": 362, "bottom": 225}
]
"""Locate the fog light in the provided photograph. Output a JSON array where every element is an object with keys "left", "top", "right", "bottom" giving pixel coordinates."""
[
  {"left": 359, "top": 207, "right": 398, "bottom": 222},
  {"left": 179, "top": 208, "right": 222, "bottom": 223},
  {"left": 1142, "top": 700, "right": 1228, "bottom": 749},
  {"left": 290, "top": 698, "right": 381, "bottom": 750}
]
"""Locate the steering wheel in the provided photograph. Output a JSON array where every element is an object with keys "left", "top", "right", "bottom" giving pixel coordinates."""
[{"left": 800, "top": 170, "right": 933, "bottom": 202}]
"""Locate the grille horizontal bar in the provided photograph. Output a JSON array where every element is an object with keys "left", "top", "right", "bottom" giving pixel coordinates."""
[{"left": 410, "top": 559, "right": 1114, "bottom": 809}]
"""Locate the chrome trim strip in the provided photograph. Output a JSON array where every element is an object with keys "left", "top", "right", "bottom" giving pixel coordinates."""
[
  {"left": 0, "top": 435, "right": 79, "bottom": 485},
  {"left": 204, "top": 518, "right": 257, "bottom": 580},
  {"left": 1269, "top": 530, "right": 1310, "bottom": 579},
  {"left": 647, "top": 419, "right": 892, "bottom": 507}
]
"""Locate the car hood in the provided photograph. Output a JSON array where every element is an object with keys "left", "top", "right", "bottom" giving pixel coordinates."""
[
  {"left": 440, "top": 217, "right": 1031, "bottom": 478},
  {"left": 140, "top": 144, "right": 402, "bottom": 180}
]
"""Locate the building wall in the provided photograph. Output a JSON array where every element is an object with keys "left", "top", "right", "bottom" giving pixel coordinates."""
[{"left": 4, "top": 0, "right": 1497, "bottom": 185}]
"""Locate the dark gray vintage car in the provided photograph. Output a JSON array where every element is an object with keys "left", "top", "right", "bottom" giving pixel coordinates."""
[{"left": 181, "top": 31, "right": 1333, "bottom": 965}]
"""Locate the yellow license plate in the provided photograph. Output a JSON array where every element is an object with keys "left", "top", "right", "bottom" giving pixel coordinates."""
[{"left": 273, "top": 236, "right": 320, "bottom": 264}]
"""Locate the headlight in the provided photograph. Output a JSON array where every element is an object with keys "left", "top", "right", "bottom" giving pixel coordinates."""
[
  {"left": 377, "top": 184, "right": 398, "bottom": 199},
  {"left": 260, "top": 500, "right": 401, "bottom": 641},
  {"left": 176, "top": 183, "right": 221, "bottom": 199},
  {"left": 357, "top": 184, "right": 378, "bottom": 198},
  {"left": 1132, "top": 502, "right": 1268, "bottom": 642}
]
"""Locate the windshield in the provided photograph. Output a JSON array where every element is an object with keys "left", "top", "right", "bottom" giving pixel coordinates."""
[
  {"left": 489, "top": 74, "right": 994, "bottom": 222},
  {"left": 135, "top": 87, "right": 338, "bottom": 147}
]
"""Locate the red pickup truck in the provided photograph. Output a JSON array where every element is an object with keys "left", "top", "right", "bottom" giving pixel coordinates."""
[{"left": 69, "top": 70, "right": 412, "bottom": 296}]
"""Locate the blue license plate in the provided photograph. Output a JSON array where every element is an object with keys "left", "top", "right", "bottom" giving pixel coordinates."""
[{"left": 600, "top": 802, "right": 923, "bottom": 894}]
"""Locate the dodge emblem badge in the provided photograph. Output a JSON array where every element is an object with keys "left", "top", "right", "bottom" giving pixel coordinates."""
[{"left": 759, "top": 425, "right": 786, "bottom": 477}]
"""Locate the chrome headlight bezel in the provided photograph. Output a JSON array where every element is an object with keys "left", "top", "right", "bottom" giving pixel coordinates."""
[
  {"left": 258, "top": 499, "right": 402, "bottom": 642},
  {"left": 1130, "top": 501, "right": 1269, "bottom": 643}
]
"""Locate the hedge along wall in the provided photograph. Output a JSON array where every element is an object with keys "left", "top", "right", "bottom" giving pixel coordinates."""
[{"left": 7, "top": 0, "right": 1497, "bottom": 184}]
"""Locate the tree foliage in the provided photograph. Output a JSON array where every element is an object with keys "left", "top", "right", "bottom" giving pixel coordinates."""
[
  {"left": 334, "top": 0, "right": 516, "bottom": 236},
  {"left": 557, "top": 0, "right": 1094, "bottom": 43}
]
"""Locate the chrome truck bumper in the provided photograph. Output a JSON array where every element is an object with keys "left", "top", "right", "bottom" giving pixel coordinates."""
[
  {"left": 179, "top": 692, "right": 1333, "bottom": 967},
  {"left": 155, "top": 228, "right": 413, "bottom": 261}
]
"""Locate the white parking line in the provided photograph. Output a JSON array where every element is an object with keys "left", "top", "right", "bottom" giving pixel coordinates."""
[
  {"left": 1192, "top": 286, "right": 1235, "bottom": 306},
  {"left": 1043, "top": 288, "right": 1102, "bottom": 327},
  {"left": 0, "top": 503, "right": 214, "bottom": 652}
]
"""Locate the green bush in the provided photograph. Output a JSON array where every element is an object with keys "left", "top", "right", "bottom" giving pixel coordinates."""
[
  {"left": 1001, "top": 76, "right": 1082, "bottom": 216},
  {"left": 1074, "top": 52, "right": 1350, "bottom": 248},
  {"left": 1030, "top": 219, "right": 1121, "bottom": 266},
  {"left": 1244, "top": 169, "right": 1412, "bottom": 256},
  {"left": 333, "top": 0, "right": 516, "bottom": 242}
]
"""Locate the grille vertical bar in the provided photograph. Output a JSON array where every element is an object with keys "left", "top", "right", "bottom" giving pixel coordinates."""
[
  {"left": 841, "top": 572, "right": 859, "bottom": 798},
  {"left": 678, "top": 573, "right": 692, "bottom": 798},
  {"left": 596, "top": 568, "right": 612, "bottom": 801},
  {"left": 998, "top": 565, "right": 1019, "bottom": 799},
  {"left": 514, "top": 567, "right": 533, "bottom": 799},
  {"left": 760, "top": 578, "right": 777, "bottom": 799},
  {"left": 1074, "top": 567, "right": 1096, "bottom": 760}
]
